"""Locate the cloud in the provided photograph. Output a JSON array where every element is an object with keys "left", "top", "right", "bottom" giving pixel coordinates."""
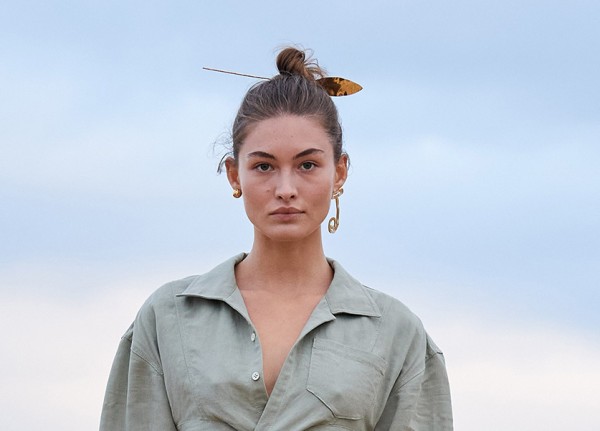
[
  {"left": 0, "top": 286, "right": 143, "bottom": 430},
  {"left": 0, "top": 90, "right": 233, "bottom": 201},
  {"left": 435, "top": 318, "right": 600, "bottom": 431}
]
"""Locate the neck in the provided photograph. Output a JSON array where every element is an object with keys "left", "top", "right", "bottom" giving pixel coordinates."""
[{"left": 236, "top": 228, "right": 332, "bottom": 295}]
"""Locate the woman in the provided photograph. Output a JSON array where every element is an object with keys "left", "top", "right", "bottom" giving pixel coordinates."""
[{"left": 100, "top": 47, "right": 453, "bottom": 430}]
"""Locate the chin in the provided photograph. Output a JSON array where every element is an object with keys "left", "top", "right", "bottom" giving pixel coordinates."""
[{"left": 257, "top": 224, "right": 322, "bottom": 243}]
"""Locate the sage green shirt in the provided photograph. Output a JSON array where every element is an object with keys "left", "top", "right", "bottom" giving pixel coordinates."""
[{"left": 100, "top": 254, "right": 453, "bottom": 430}]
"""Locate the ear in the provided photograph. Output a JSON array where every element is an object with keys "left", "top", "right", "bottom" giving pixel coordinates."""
[
  {"left": 334, "top": 154, "right": 348, "bottom": 191},
  {"left": 225, "top": 157, "right": 241, "bottom": 191}
]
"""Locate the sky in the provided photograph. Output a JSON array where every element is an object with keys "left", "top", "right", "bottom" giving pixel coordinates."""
[{"left": 1, "top": 1, "right": 599, "bottom": 430}]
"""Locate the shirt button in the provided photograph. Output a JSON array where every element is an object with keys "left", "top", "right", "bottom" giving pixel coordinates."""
[
  {"left": 251, "top": 372, "right": 260, "bottom": 381},
  {"left": 250, "top": 332, "right": 256, "bottom": 342}
]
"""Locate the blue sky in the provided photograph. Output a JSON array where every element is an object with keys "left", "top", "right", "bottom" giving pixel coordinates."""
[{"left": 1, "top": 1, "right": 599, "bottom": 430}]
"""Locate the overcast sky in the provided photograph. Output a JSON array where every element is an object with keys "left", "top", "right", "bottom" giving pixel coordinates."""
[{"left": 1, "top": 1, "right": 599, "bottom": 430}]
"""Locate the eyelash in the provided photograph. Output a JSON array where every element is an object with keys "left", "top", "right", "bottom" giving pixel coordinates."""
[
  {"left": 252, "top": 161, "right": 317, "bottom": 172},
  {"left": 300, "top": 161, "right": 316, "bottom": 170},
  {"left": 255, "top": 163, "right": 272, "bottom": 172}
]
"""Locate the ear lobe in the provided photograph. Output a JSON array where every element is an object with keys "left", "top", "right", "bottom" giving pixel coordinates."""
[{"left": 225, "top": 157, "right": 240, "bottom": 190}]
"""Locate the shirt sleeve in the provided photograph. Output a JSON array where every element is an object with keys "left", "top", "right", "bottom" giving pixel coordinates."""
[
  {"left": 99, "top": 324, "right": 178, "bottom": 431},
  {"left": 375, "top": 334, "right": 453, "bottom": 431}
]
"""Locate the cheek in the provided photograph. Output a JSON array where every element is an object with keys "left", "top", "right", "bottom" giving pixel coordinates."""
[
  {"left": 312, "top": 188, "right": 334, "bottom": 214},
  {"left": 316, "top": 186, "right": 332, "bottom": 200},
  {"left": 242, "top": 189, "right": 264, "bottom": 207},
  {"left": 240, "top": 182, "right": 270, "bottom": 214}
]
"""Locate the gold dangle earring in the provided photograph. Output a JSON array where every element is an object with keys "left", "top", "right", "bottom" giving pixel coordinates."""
[
  {"left": 328, "top": 188, "right": 344, "bottom": 234},
  {"left": 232, "top": 188, "right": 242, "bottom": 198}
]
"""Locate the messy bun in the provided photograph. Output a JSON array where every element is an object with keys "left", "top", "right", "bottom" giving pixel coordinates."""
[
  {"left": 220, "top": 46, "right": 346, "bottom": 172},
  {"left": 276, "top": 48, "right": 325, "bottom": 81}
]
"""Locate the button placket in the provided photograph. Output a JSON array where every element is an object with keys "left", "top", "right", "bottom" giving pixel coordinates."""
[{"left": 248, "top": 328, "right": 262, "bottom": 388}]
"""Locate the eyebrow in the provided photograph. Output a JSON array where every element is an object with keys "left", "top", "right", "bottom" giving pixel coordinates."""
[
  {"left": 293, "top": 148, "right": 325, "bottom": 160},
  {"left": 246, "top": 151, "right": 275, "bottom": 160},
  {"left": 246, "top": 148, "right": 325, "bottom": 160}
]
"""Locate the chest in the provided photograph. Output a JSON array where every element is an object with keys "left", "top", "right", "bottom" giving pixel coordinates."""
[
  {"left": 241, "top": 293, "right": 322, "bottom": 395},
  {"left": 166, "top": 296, "right": 392, "bottom": 431}
]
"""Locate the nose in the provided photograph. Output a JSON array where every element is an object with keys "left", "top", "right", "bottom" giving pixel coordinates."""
[{"left": 275, "top": 170, "right": 297, "bottom": 201}]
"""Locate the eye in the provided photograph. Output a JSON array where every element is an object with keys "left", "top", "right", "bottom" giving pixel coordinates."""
[
  {"left": 300, "top": 161, "right": 316, "bottom": 171},
  {"left": 255, "top": 163, "right": 272, "bottom": 172}
]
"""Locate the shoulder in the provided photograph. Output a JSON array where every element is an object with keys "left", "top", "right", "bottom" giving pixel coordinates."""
[
  {"left": 130, "top": 275, "right": 198, "bottom": 328},
  {"left": 125, "top": 253, "right": 242, "bottom": 339},
  {"left": 364, "top": 285, "right": 425, "bottom": 337},
  {"left": 121, "top": 255, "right": 241, "bottom": 367},
  {"left": 142, "top": 275, "right": 199, "bottom": 311},
  {"left": 360, "top": 285, "right": 446, "bottom": 387},
  {"left": 362, "top": 285, "right": 448, "bottom": 368},
  {"left": 123, "top": 276, "right": 198, "bottom": 356},
  {"left": 327, "top": 257, "right": 425, "bottom": 337},
  {"left": 135, "top": 253, "right": 245, "bottom": 320}
]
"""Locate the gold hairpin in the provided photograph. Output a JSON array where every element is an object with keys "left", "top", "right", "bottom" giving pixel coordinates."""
[
  {"left": 202, "top": 67, "right": 269, "bottom": 80},
  {"left": 316, "top": 77, "right": 362, "bottom": 97},
  {"left": 202, "top": 67, "right": 362, "bottom": 97}
]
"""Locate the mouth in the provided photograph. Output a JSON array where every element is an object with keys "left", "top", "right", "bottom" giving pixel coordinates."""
[{"left": 269, "top": 207, "right": 304, "bottom": 215}]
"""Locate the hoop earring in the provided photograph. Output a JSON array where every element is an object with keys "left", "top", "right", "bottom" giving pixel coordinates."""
[
  {"left": 232, "top": 188, "right": 242, "bottom": 198},
  {"left": 328, "top": 188, "right": 344, "bottom": 234}
]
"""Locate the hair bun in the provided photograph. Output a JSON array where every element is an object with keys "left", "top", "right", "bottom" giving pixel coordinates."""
[{"left": 276, "top": 47, "right": 325, "bottom": 81}]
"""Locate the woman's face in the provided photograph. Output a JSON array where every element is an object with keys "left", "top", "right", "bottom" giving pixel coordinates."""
[{"left": 226, "top": 115, "right": 347, "bottom": 243}]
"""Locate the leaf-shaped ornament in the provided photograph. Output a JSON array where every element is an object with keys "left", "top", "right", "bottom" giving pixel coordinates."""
[{"left": 316, "top": 77, "right": 363, "bottom": 96}]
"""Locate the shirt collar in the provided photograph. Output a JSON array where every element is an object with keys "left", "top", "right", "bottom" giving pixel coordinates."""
[
  {"left": 325, "top": 258, "right": 381, "bottom": 317},
  {"left": 177, "top": 253, "right": 381, "bottom": 318},
  {"left": 177, "top": 253, "right": 244, "bottom": 301}
]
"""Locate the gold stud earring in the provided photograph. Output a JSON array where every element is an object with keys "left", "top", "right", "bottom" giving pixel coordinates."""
[
  {"left": 328, "top": 188, "right": 344, "bottom": 234},
  {"left": 232, "top": 188, "right": 242, "bottom": 198}
]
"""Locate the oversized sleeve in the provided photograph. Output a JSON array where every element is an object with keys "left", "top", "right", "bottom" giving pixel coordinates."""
[
  {"left": 375, "top": 334, "right": 453, "bottom": 431},
  {"left": 99, "top": 323, "right": 178, "bottom": 431}
]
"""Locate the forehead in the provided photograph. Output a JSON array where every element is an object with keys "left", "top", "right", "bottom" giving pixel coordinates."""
[{"left": 241, "top": 115, "right": 332, "bottom": 157}]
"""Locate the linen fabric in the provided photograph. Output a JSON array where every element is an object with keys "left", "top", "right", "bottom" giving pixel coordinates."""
[{"left": 100, "top": 254, "right": 453, "bottom": 430}]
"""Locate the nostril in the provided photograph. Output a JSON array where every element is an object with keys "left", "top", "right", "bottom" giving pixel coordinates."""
[{"left": 276, "top": 189, "right": 297, "bottom": 200}]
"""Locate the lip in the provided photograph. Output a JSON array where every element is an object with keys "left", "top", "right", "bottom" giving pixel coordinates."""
[{"left": 269, "top": 207, "right": 304, "bottom": 215}]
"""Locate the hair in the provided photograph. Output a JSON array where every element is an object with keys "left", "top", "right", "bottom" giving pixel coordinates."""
[{"left": 218, "top": 47, "right": 347, "bottom": 172}]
